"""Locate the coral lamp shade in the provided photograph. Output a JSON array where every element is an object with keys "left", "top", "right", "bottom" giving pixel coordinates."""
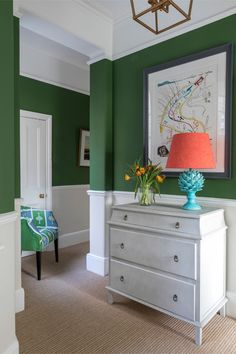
[{"left": 166, "top": 133, "right": 216, "bottom": 169}]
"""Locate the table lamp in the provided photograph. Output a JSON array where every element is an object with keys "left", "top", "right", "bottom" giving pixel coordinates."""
[{"left": 166, "top": 133, "right": 215, "bottom": 210}]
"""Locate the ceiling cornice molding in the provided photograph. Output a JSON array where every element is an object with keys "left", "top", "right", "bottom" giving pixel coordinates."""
[
  {"left": 72, "top": 0, "right": 113, "bottom": 25},
  {"left": 114, "top": 14, "right": 131, "bottom": 26},
  {"left": 20, "top": 71, "right": 90, "bottom": 96},
  {"left": 112, "top": 7, "right": 236, "bottom": 61},
  {"left": 87, "top": 53, "right": 112, "bottom": 66},
  {"left": 13, "top": 10, "right": 23, "bottom": 18},
  {"left": 14, "top": 0, "right": 113, "bottom": 58},
  {"left": 20, "top": 30, "right": 90, "bottom": 72},
  {"left": 13, "top": 2, "right": 23, "bottom": 18}
]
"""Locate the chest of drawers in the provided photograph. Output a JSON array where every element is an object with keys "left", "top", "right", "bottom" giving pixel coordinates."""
[{"left": 106, "top": 203, "right": 227, "bottom": 345}]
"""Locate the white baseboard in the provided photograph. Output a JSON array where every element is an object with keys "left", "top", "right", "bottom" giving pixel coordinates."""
[
  {"left": 47, "top": 229, "right": 89, "bottom": 251},
  {"left": 3, "top": 338, "right": 19, "bottom": 354},
  {"left": 15, "top": 287, "right": 25, "bottom": 313},
  {"left": 226, "top": 292, "right": 236, "bottom": 319},
  {"left": 86, "top": 253, "right": 109, "bottom": 276},
  {"left": 21, "top": 251, "right": 35, "bottom": 257}
]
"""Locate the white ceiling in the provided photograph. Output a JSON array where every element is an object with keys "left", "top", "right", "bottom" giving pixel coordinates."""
[
  {"left": 79, "top": 0, "right": 131, "bottom": 22},
  {"left": 79, "top": 0, "right": 236, "bottom": 24},
  {"left": 113, "top": 0, "right": 236, "bottom": 59},
  {"left": 15, "top": 0, "right": 236, "bottom": 62}
]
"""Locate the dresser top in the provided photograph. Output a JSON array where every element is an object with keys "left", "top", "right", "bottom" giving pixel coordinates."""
[{"left": 112, "top": 203, "right": 223, "bottom": 219}]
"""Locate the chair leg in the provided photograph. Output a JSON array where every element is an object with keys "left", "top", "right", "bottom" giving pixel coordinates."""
[
  {"left": 36, "top": 251, "right": 42, "bottom": 280},
  {"left": 54, "top": 239, "right": 59, "bottom": 263}
]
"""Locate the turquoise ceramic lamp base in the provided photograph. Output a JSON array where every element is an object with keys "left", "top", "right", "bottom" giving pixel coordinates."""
[
  {"left": 166, "top": 133, "right": 215, "bottom": 211},
  {"left": 178, "top": 169, "right": 205, "bottom": 211},
  {"left": 183, "top": 191, "right": 201, "bottom": 210}
]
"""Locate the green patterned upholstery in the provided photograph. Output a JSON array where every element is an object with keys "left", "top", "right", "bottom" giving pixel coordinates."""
[{"left": 21, "top": 206, "right": 58, "bottom": 252}]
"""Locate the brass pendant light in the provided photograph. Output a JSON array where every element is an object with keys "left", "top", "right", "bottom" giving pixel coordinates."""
[{"left": 130, "top": 0, "right": 193, "bottom": 35}]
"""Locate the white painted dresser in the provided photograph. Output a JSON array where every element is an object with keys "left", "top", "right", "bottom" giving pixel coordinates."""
[{"left": 106, "top": 203, "right": 227, "bottom": 345}]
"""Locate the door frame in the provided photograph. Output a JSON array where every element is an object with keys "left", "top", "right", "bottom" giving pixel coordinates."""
[{"left": 20, "top": 110, "right": 52, "bottom": 210}]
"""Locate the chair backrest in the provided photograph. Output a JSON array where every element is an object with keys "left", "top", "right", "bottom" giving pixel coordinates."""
[{"left": 21, "top": 206, "right": 58, "bottom": 230}]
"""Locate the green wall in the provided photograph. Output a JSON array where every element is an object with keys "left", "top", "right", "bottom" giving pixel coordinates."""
[
  {"left": 90, "top": 60, "right": 113, "bottom": 190},
  {"left": 112, "top": 14, "right": 236, "bottom": 199},
  {"left": 19, "top": 77, "right": 90, "bottom": 186},
  {"left": 14, "top": 17, "right": 20, "bottom": 198},
  {"left": 0, "top": 0, "right": 15, "bottom": 213}
]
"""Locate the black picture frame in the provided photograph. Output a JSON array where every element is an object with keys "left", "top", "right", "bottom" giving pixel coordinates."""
[{"left": 144, "top": 43, "right": 233, "bottom": 179}]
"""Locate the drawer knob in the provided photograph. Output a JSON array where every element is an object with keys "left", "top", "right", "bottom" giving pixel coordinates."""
[
  {"left": 174, "top": 255, "right": 179, "bottom": 263},
  {"left": 175, "top": 222, "right": 180, "bottom": 229},
  {"left": 120, "top": 275, "right": 124, "bottom": 282},
  {"left": 173, "top": 294, "right": 178, "bottom": 302},
  {"left": 123, "top": 214, "right": 128, "bottom": 221},
  {"left": 120, "top": 243, "right": 125, "bottom": 249}
]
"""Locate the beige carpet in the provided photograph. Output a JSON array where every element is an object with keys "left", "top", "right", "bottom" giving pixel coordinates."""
[{"left": 16, "top": 242, "right": 236, "bottom": 354}]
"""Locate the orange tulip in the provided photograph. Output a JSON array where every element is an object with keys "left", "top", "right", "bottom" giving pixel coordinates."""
[
  {"left": 136, "top": 170, "right": 142, "bottom": 176},
  {"left": 156, "top": 175, "right": 166, "bottom": 183},
  {"left": 124, "top": 174, "right": 131, "bottom": 181},
  {"left": 140, "top": 167, "right": 146, "bottom": 175}
]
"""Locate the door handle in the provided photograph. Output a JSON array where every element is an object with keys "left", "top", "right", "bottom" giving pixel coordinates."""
[{"left": 39, "top": 194, "right": 45, "bottom": 199}]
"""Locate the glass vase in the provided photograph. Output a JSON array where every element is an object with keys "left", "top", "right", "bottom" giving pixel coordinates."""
[{"left": 137, "top": 186, "right": 153, "bottom": 206}]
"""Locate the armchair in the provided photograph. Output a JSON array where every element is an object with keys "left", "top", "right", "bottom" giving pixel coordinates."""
[{"left": 21, "top": 206, "right": 59, "bottom": 280}]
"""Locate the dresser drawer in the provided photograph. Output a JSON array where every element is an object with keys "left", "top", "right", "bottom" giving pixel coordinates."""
[
  {"left": 111, "top": 209, "right": 199, "bottom": 236},
  {"left": 110, "top": 260, "right": 195, "bottom": 321},
  {"left": 110, "top": 228, "right": 197, "bottom": 279}
]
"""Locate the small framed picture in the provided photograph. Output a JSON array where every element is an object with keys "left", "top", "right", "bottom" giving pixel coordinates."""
[{"left": 79, "top": 129, "right": 90, "bottom": 167}]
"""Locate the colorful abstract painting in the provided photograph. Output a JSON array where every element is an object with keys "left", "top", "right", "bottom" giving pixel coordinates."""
[
  {"left": 158, "top": 68, "right": 217, "bottom": 157},
  {"left": 144, "top": 44, "right": 232, "bottom": 178}
]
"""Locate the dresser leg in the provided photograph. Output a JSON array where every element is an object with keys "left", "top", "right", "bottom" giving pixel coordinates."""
[
  {"left": 219, "top": 304, "right": 226, "bottom": 317},
  {"left": 195, "top": 327, "right": 202, "bottom": 346},
  {"left": 107, "top": 290, "right": 114, "bottom": 304}
]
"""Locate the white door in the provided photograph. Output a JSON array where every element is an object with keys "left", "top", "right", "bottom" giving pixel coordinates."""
[{"left": 20, "top": 110, "right": 52, "bottom": 210}]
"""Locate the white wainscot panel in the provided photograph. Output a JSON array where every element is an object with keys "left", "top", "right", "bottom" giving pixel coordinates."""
[
  {"left": 49, "top": 185, "right": 90, "bottom": 250},
  {"left": 0, "top": 212, "right": 19, "bottom": 354}
]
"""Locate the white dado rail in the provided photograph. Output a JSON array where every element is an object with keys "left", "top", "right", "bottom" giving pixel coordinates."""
[{"left": 87, "top": 190, "right": 236, "bottom": 319}]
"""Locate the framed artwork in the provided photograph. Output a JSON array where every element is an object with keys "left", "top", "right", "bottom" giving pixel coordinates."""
[
  {"left": 79, "top": 129, "right": 90, "bottom": 167},
  {"left": 144, "top": 43, "right": 233, "bottom": 178}
]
